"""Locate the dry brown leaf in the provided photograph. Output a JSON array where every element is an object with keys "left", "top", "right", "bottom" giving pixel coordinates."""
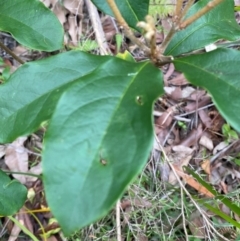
[
  {"left": 168, "top": 155, "right": 192, "bottom": 185},
  {"left": 5, "top": 137, "right": 28, "bottom": 184},
  {"left": 235, "top": 0, "right": 240, "bottom": 5},
  {"left": 68, "top": 14, "right": 78, "bottom": 45},
  {"left": 199, "top": 135, "right": 213, "bottom": 150},
  {"left": 180, "top": 124, "right": 203, "bottom": 147},
  {"left": 184, "top": 96, "right": 211, "bottom": 112},
  {"left": 18, "top": 210, "right": 33, "bottom": 234},
  {"left": 7, "top": 222, "right": 21, "bottom": 241},
  {"left": 26, "top": 163, "right": 42, "bottom": 183},
  {"left": 201, "top": 159, "right": 211, "bottom": 175},
  {"left": 0, "top": 145, "right": 6, "bottom": 158},
  {"left": 163, "top": 63, "right": 174, "bottom": 83},
  {"left": 63, "top": 0, "right": 83, "bottom": 15},
  {"left": 7, "top": 209, "right": 31, "bottom": 241},
  {"left": 213, "top": 141, "right": 228, "bottom": 155},
  {"left": 53, "top": 3, "right": 67, "bottom": 26},
  {"left": 156, "top": 108, "right": 174, "bottom": 129},
  {"left": 173, "top": 165, "right": 214, "bottom": 197},
  {"left": 164, "top": 86, "right": 182, "bottom": 100},
  {"left": 41, "top": 0, "right": 52, "bottom": 7},
  {"left": 172, "top": 145, "right": 193, "bottom": 154},
  {"left": 198, "top": 109, "right": 212, "bottom": 128},
  {"left": 168, "top": 73, "right": 189, "bottom": 86}
]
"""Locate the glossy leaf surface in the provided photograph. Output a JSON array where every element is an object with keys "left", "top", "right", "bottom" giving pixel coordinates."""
[
  {"left": 0, "top": 170, "right": 27, "bottom": 216},
  {"left": 0, "top": 0, "right": 63, "bottom": 51},
  {"left": 0, "top": 51, "right": 117, "bottom": 143},
  {"left": 174, "top": 48, "right": 240, "bottom": 132},
  {"left": 165, "top": 0, "right": 240, "bottom": 56},
  {"left": 43, "top": 59, "right": 163, "bottom": 235}
]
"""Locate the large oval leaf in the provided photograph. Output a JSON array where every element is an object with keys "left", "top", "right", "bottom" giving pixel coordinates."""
[
  {"left": 0, "top": 0, "right": 63, "bottom": 51},
  {"left": 0, "top": 170, "right": 27, "bottom": 216},
  {"left": 165, "top": 0, "right": 240, "bottom": 56},
  {"left": 0, "top": 51, "right": 120, "bottom": 143},
  {"left": 174, "top": 48, "right": 240, "bottom": 132},
  {"left": 91, "top": 0, "right": 149, "bottom": 30},
  {"left": 42, "top": 59, "right": 163, "bottom": 235}
]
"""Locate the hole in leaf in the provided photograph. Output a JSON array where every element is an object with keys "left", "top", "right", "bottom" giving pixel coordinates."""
[
  {"left": 100, "top": 159, "right": 107, "bottom": 166},
  {"left": 136, "top": 95, "right": 144, "bottom": 105}
]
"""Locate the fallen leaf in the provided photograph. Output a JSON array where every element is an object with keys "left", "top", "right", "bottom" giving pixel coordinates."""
[
  {"left": 68, "top": 14, "right": 78, "bottom": 45},
  {"left": 213, "top": 141, "right": 228, "bottom": 155},
  {"left": 26, "top": 163, "right": 42, "bottom": 183},
  {"left": 168, "top": 73, "right": 189, "bottom": 86},
  {"left": 172, "top": 165, "right": 214, "bottom": 198},
  {"left": 198, "top": 109, "right": 212, "bottom": 128},
  {"left": 5, "top": 137, "right": 28, "bottom": 184},
  {"left": 53, "top": 3, "right": 67, "bottom": 25},
  {"left": 201, "top": 159, "right": 211, "bottom": 175},
  {"left": 199, "top": 135, "right": 214, "bottom": 150},
  {"left": 172, "top": 145, "right": 193, "bottom": 154},
  {"left": 0, "top": 145, "right": 6, "bottom": 158},
  {"left": 180, "top": 124, "right": 203, "bottom": 147},
  {"left": 63, "top": 0, "right": 83, "bottom": 15},
  {"left": 8, "top": 222, "right": 21, "bottom": 241}
]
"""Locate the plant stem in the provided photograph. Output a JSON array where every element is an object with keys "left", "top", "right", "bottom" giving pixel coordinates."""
[
  {"left": 180, "top": 0, "right": 224, "bottom": 29},
  {"left": 0, "top": 41, "right": 25, "bottom": 64},
  {"left": 8, "top": 215, "right": 40, "bottom": 241},
  {"left": 181, "top": 0, "right": 195, "bottom": 21},
  {"left": 106, "top": 0, "right": 150, "bottom": 55},
  {"left": 174, "top": 0, "right": 184, "bottom": 21},
  {"left": 4, "top": 171, "right": 41, "bottom": 178},
  {"left": 160, "top": 25, "right": 176, "bottom": 54}
]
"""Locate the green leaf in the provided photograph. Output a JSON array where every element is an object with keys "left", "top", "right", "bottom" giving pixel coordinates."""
[
  {"left": 174, "top": 48, "right": 240, "bottom": 132},
  {"left": 91, "top": 0, "right": 149, "bottom": 30},
  {"left": 201, "top": 202, "right": 240, "bottom": 229},
  {"left": 0, "top": 51, "right": 119, "bottom": 143},
  {"left": 165, "top": 0, "right": 240, "bottom": 56},
  {"left": 185, "top": 167, "right": 240, "bottom": 217},
  {"left": 116, "top": 50, "right": 135, "bottom": 62},
  {"left": 222, "top": 123, "right": 231, "bottom": 136},
  {"left": 42, "top": 60, "right": 163, "bottom": 236},
  {"left": 0, "top": 170, "right": 27, "bottom": 216},
  {"left": 0, "top": 0, "right": 63, "bottom": 51}
]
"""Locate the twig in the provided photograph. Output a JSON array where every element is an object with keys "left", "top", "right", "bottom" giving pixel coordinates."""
[
  {"left": 159, "top": 25, "right": 176, "bottom": 53},
  {"left": 116, "top": 200, "right": 121, "bottom": 241},
  {"left": 176, "top": 103, "right": 214, "bottom": 117},
  {"left": 85, "top": 0, "right": 111, "bottom": 55},
  {"left": 106, "top": 0, "right": 150, "bottom": 55},
  {"left": 181, "top": 0, "right": 195, "bottom": 21},
  {"left": 180, "top": 0, "right": 224, "bottom": 29},
  {"left": 0, "top": 41, "right": 25, "bottom": 64},
  {"left": 174, "top": 0, "right": 184, "bottom": 20},
  {"left": 210, "top": 139, "right": 240, "bottom": 163}
]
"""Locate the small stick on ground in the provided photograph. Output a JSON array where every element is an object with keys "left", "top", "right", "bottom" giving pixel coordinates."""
[
  {"left": 0, "top": 41, "right": 25, "bottom": 64},
  {"left": 85, "top": 0, "right": 111, "bottom": 55},
  {"left": 116, "top": 199, "right": 121, "bottom": 241}
]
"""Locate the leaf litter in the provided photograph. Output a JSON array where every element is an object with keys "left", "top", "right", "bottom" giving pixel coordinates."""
[{"left": 1, "top": 0, "right": 240, "bottom": 240}]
